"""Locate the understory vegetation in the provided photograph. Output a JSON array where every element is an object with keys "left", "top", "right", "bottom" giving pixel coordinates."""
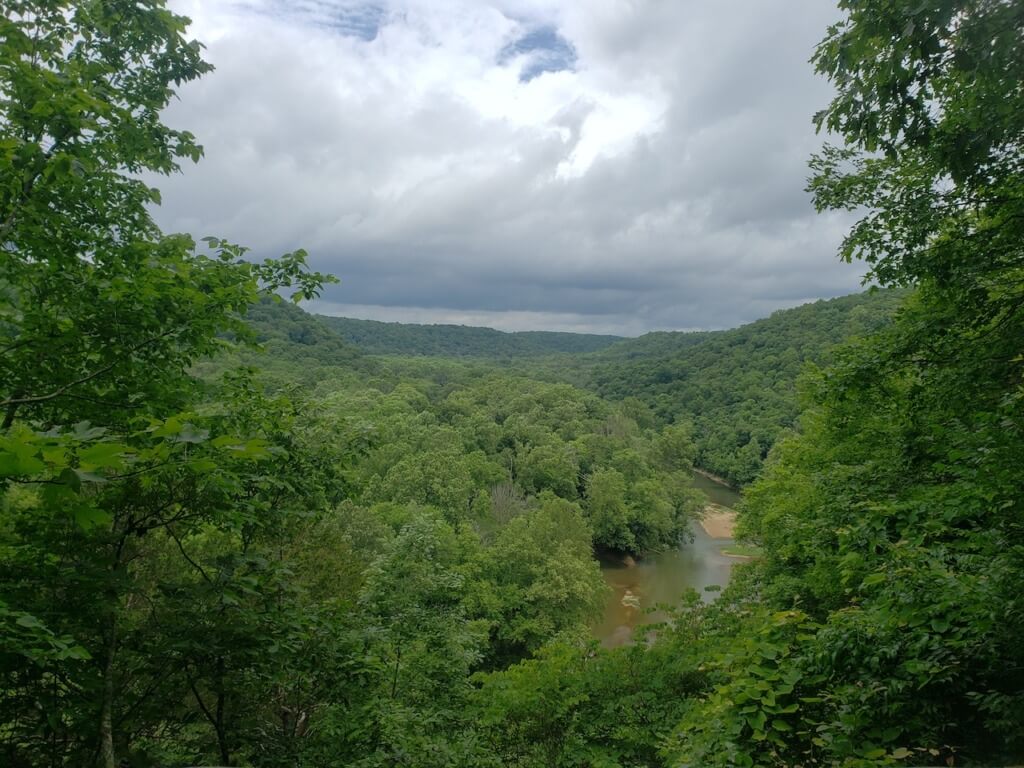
[{"left": 2, "top": 1, "right": 1022, "bottom": 767}]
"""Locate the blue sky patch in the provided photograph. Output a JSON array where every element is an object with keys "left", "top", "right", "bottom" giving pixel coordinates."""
[
  {"left": 500, "top": 26, "right": 577, "bottom": 82},
  {"left": 251, "top": 1, "right": 387, "bottom": 41}
]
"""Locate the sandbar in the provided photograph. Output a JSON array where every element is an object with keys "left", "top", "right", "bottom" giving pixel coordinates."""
[{"left": 700, "top": 504, "right": 736, "bottom": 539}]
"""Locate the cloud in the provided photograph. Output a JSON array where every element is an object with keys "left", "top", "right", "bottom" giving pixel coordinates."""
[
  {"left": 154, "top": 0, "right": 865, "bottom": 334},
  {"left": 499, "top": 25, "right": 577, "bottom": 82}
]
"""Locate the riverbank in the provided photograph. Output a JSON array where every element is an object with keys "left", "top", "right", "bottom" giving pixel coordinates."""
[
  {"left": 700, "top": 503, "right": 737, "bottom": 538},
  {"left": 595, "top": 520, "right": 738, "bottom": 646},
  {"left": 693, "top": 466, "right": 739, "bottom": 489},
  {"left": 595, "top": 469, "right": 743, "bottom": 647},
  {"left": 696, "top": 505, "right": 737, "bottom": 540},
  {"left": 721, "top": 544, "right": 760, "bottom": 559}
]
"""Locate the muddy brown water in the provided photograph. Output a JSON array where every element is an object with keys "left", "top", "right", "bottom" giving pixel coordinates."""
[{"left": 593, "top": 470, "right": 741, "bottom": 647}]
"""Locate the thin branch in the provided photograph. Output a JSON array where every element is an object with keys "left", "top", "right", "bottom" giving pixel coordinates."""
[
  {"left": 0, "top": 328, "right": 178, "bottom": 409},
  {"left": 0, "top": 132, "right": 72, "bottom": 243},
  {"left": 0, "top": 338, "right": 34, "bottom": 356},
  {"left": 185, "top": 668, "right": 219, "bottom": 733},
  {"left": 166, "top": 524, "right": 213, "bottom": 585}
]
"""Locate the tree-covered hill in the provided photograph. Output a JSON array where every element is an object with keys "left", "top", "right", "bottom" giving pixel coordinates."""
[
  {"left": 316, "top": 314, "right": 623, "bottom": 358},
  {"left": 590, "top": 290, "right": 903, "bottom": 382},
  {"left": 270, "top": 291, "right": 907, "bottom": 486},
  {"left": 542, "top": 290, "right": 907, "bottom": 485},
  {"left": 246, "top": 298, "right": 364, "bottom": 368},
  {"left": 193, "top": 298, "right": 378, "bottom": 389}
]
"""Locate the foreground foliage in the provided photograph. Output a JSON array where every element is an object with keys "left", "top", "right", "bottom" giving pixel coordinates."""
[{"left": 672, "top": 0, "right": 1024, "bottom": 764}]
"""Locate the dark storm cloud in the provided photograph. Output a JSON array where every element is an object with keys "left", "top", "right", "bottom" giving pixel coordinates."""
[{"left": 156, "top": 0, "right": 865, "bottom": 335}]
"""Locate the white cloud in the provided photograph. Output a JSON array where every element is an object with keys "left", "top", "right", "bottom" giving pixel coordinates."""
[{"left": 155, "top": 0, "right": 866, "bottom": 333}]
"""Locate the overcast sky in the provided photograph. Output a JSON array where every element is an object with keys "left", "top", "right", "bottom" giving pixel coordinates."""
[{"left": 157, "top": 0, "right": 867, "bottom": 336}]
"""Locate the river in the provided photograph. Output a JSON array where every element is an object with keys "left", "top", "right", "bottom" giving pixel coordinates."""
[{"left": 593, "top": 469, "right": 742, "bottom": 647}]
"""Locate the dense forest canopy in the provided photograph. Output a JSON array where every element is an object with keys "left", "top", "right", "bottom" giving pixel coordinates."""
[
  {"left": 298, "top": 291, "right": 907, "bottom": 487},
  {"left": 317, "top": 314, "right": 623, "bottom": 358},
  {"left": 1, "top": 0, "right": 1022, "bottom": 767},
  {"left": 562, "top": 290, "right": 907, "bottom": 484}
]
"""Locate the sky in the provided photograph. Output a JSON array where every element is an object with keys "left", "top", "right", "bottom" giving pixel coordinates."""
[{"left": 156, "top": 0, "right": 868, "bottom": 336}]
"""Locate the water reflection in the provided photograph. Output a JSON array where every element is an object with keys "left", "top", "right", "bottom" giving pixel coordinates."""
[
  {"left": 593, "top": 470, "right": 741, "bottom": 647},
  {"left": 689, "top": 469, "right": 741, "bottom": 508}
]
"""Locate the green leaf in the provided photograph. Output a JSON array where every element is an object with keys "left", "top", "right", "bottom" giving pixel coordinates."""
[
  {"left": 0, "top": 450, "right": 45, "bottom": 476},
  {"left": 746, "top": 710, "right": 767, "bottom": 732},
  {"left": 73, "top": 469, "right": 107, "bottom": 484},
  {"left": 173, "top": 424, "right": 210, "bottom": 444},
  {"left": 862, "top": 571, "right": 887, "bottom": 587},
  {"left": 211, "top": 435, "right": 245, "bottom": 448},
  {"left": 73, "top": 506, "right": 112, "bottom": 530},
  {"left": 78, "top": 442, "right": 129, "bottom": 469},
  {"left": 57, "top": 644, "right": 92, "bottom": 661},
  {"left": 58, "top": 467, "right": 82, "bottom": 492},
  {"left": 72, "top": 422, "right": 107, "bottom": 441}
]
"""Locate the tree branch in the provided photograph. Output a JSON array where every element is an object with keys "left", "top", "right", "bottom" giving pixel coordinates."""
[
  {"left": 167, "top": 525, "right": 213, "bottom": 585},
  {"left": 1, "top": 327, "right": 179, "bottom": 410}
]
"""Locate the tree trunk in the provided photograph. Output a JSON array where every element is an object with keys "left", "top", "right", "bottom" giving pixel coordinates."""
[
  {"left": 98, "top": 621, "right": 117, "bottom": 768},
  {"left": 216, "top": 656, "right": 230, "bottom": 767},
  {"left": 390, "top": 643, "right": 402, "bottom": 700}
]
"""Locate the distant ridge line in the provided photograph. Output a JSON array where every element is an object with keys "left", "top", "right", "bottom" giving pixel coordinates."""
[{"left": 315, "top": 314, "right": 624, "bottom": 358}]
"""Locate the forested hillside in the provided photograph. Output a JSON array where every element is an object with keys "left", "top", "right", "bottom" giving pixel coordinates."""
[
  {"left": 575, "top": 290, "right": 906, "bottom": 484},
  {"left": 247, "top": 298, "right": 363, "bottom": 366},
  {"left": 311, "top": 291, "right": 904, "bottom": 487},
  {"left": 318, "top": 314, "right": 623, "bottom": 357},
  {"left": 2, "top": 1, "right": 1021, "bottom": 767}
]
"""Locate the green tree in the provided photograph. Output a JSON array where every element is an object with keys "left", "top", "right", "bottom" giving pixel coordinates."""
[
  {"left": 515, "top": 440, "right": 580, "bottom": 499},
  {"left": 476, "top": 495, "right": 605, "bottom": 662},
  {"left": 0, "top": 3, "right": 329, "bottom": 434},
  {"left": 584, "top": 468, "right": 634, "bottom": 552},
  {"left": 474, "top": 594, "right": 710, "bottom": 768},
  {"left": 673, "top": 1, "right": 1024, "bottom": 765},
  {"left": 0, "top": 2, "right": 332, "bottom": 765},
  {"left": 357, "top": 513, "right": 487, "bottom": 765}
]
